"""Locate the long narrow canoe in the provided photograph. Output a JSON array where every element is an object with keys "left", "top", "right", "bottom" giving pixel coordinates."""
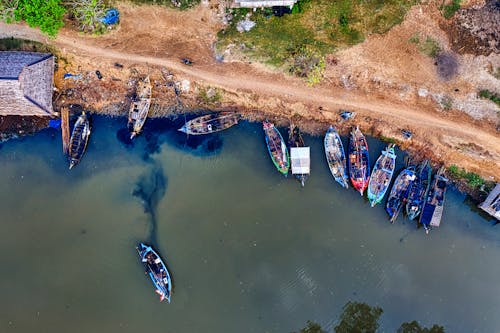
[
  {"left": 367, "top": 144, "right": 396, "bottom": 207},
  {"left": 137, "top": 243, "right": 172, "bottom": 303},
  {"left": 263, "top": 120, "right": 289, "bottom": 176},
  {"left": 386, "top": 166, "right": 416, "bottom": 222},
  {"left": 348, "top": 126, "right": 370, "bottom": 195},
  {"left": 68, "top": 111, "right": 91, "bottom": 170},
  {"left": 128, "top": 76, "right": 152, "bottom": 139},
  {"left": 178, "top": 112, "right": 239, "bottom": 135},
  {"left": 420, "top": 167, "right": 448, "bottom": 234},
  {"left": 324, "top": 126, "right": 349, "bottom": 189},
  {"left": 406, "top": 160, "right": 432, "bottom": 220}
]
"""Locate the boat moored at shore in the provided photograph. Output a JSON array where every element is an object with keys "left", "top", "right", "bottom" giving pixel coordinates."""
[
  {"left": 324, "top": 126, "right": 349, "bottom": 189},
  {"left": 386, "top": 166, "right": 416, "bottom": 222},
  {"left": 178, "top": 112, "right": 239, "bottom": 135},
  {"left": 367, "top": 144, "right": 396, "bottom": 207},
  {"left": 263, "top": 120, "right": 290, "bottom": 176},
  {"left": 420, "top": 167, "right": 448, "bottom": 234},
  {"left": 348, "top": 126, "right": 370, "bottom": 195},
  {"left": 406, "top": 160, "right": 432, "bottom": 220},
  {"left": 127, "top": 76, "right": 152, "bottom": 140},
  {"left": 68, "top": 111, "right": 91, "bottom": 170},
  {"left": 288, "top": 124, "right": 310, "bottom": 186}
]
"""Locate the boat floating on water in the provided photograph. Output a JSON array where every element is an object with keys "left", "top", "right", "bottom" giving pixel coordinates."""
[
  {"left": 348, "top": 126, "right": 370, "bottom": 195},
  {"left": 367, "top": 144, "right": 396, "bottom": 207},
  {"left": 324, "top": 126, "right": 349, "bottom": 189},
  {"left": 128, "top": 76, "right": 152, "bottom": 140},
  {"left": 386, "top": 166, "right": 416, "bottom": 222},
  {"left": 420, "top": 167, "right": 448, "bottom": 234},
  {"left": 68, "top": 112, "right": 91, "bottom": 170},
  {"left": 288, "top": 124, "right": 310, "bottom": 187},
  {"left": 137, "top": 243, "right": 172, "bottom": 303},
  {"left": 263, "top": 120, "right": 290, "bottom": 176},
  {"left": 406, "top": 160, "right": 432, "bottom": 220},
  {"left": 178, "top": 112, "right": 239, "bottom": 135}
]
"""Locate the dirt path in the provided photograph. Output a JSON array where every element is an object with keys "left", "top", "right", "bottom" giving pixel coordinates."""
[{"left": 1, "top": 11, "right": 499, "bottom": 179}]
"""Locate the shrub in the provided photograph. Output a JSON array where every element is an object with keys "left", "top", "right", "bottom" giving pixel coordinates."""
[
  {"left": 289, "top": 46, "right": 325, "bottom": 86},
  {"left": 14, "top": 0, "right": 65, "bottom": 37},
  {"left": 418, "top": 37, "right": 441, "bottom": 58},
  {"left": 478, "top": 90, "right": 500, "bottom": 107},
  {"left": 0, "top": 0, "right": 18, "bottom": 23},
  {"left": 441, "top": 0, "right": 461, "bottom": 19},
  {"left": 66, "top": 0, "right": 108, "bottom": 34},
  {"left": 447, "top": 165, "right": 485, "bottom": 189}
]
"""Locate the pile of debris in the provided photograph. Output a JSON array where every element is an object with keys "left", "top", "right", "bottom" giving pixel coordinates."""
[{"left": 447, "top": 0, "right": 500, "bottom": 55}]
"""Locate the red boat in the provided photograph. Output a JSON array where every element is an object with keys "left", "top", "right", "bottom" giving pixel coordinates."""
[{"left": 348, "top": 127, "right": 370, "bottom": 195}]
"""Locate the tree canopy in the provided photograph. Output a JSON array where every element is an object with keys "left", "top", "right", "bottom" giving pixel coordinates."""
[{"left": 14, "top": 0, "right": 65, "bottom": 37}]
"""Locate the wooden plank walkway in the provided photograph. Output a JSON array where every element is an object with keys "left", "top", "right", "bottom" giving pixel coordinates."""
[
  {"left": 61, "top": 106, "right": 70, "bottom": 154},
  {"left": 479, "top": 184, "right": 500, "bottom": 220}
]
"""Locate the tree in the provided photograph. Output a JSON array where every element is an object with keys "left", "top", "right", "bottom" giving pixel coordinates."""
[
  {"left": 0, "top": 0, "right": 19, "bottom": 23},
  {"left": 65, "top": 0, "right": 107, "bottom": 33},
  {"left": 397, "top": 320, "right": 445, "bottom": 333},
  {"left": 334, "top": 301, "right": 383, "bottom": 333},
  {"left": 292, "top": 320, "right": 327, "bottom": 333},
  {"left": 14, "top": 0, "right": 65, "bottom": 37}
]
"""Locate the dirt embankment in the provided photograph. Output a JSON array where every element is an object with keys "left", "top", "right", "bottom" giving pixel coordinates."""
[{"left": 0, "top": 1, "right": 499, "bottom": 182}]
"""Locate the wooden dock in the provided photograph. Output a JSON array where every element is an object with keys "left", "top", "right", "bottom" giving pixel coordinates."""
[
  {"left": 479, "top": 184, "right": 500, "bottom": 220},
  {"left": 61, "top": 106, "right": 70, "bottom": 154}
]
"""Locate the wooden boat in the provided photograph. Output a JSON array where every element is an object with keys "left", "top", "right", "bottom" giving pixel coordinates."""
[
  {"left": 406, "top": 160, "right": 432, "bottom": 220},
  {"left": 386, "top": 166, "right": 416, "bottom": 222},
  {"left": 178, "top": 112, "right": 239, "bottom": 135},
  {"left": 288, "top": 124, "right": 310, "bottom": 187},
  {"left": 324, "top": 126, "right": 349, "bottom": 189},
  {"left": 137, "top": 243, "right": 172, "bottom": 303},
  {"left": 367, "top": 144, "right": 396, "bottom": 207},
  {"left": 419, "top": 167, "right": 448, "bottom": 234},
  {"left": 68, "top": 112, "right": 91, "bottom": 170},
  {"left": 263, "top": 120, "right": 289, "bottom": 176},
  {"left": 348, "top": 126, "right": 370, "bottom": 195},
  {"left": 128, "top": 76, "right": 152, "bottom": 139}
]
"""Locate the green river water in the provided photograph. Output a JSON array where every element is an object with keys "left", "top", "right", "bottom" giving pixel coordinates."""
[{"left": 0, "top": 116, "right": 498, "bottom": 333}]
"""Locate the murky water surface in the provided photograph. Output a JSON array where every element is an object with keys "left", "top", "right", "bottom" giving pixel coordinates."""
[{"left": 0, "top": 116, "right": 498, "bottom": 332}]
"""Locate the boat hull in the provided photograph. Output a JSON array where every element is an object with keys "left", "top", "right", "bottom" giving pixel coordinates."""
[
  {"left": 385, "top": 167, "right": 416, "bottom": 222},
  {"left": 324, "top": 126, "right": 349, "bottom": 189},
  {"left": 406, "top": 160, "right": 432, "bottom": 220},
  {"left": 68, "top": 112, "right": 91, "bottom": 169},
  {"left": 137, "top": 243, "right": 172, "bottom": 302},
  {"left": 179, "top": 112, "right": 239, "bottom": 135},
  {"left": 128, "top": 76, "right": 152, "bottom": 139},
  {"left": 367, "top": 144, "right": 396, "bottom": 207},
  {"left": 263, "top": 121, "right": 290, "bottom": 175},
  {"left": 348, "top": 127, "right": 370, "bottom": 195}
]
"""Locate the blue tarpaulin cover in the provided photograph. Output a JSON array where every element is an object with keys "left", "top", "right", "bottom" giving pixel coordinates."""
[
  {"left": 100, "top": 9, "right": 119, "bottom": 25},
  {"left": 49, "top": 119, "right": 61, "bottom": 129}
]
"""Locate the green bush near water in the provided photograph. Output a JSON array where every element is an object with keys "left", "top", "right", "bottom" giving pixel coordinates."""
[
  {"left": 218, "top": 0, "right": 418, "bottom": 82},
  {"left": 447, "top": 165, "right": 485, "bottom": 189}
]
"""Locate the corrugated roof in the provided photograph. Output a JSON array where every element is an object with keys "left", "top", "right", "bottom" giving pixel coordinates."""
[
  {"left": 291, "top": 147, "right": 310, "bottom": 174},
  {"left": 0, "top": 51, "right": 51, "bottom": 78}
]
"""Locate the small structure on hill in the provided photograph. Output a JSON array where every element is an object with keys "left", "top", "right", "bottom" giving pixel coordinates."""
[
  {"left": 232, "top": 0, "right": 298, "bottom": 8},
  {"left": 0, "top": 51, "right": 55, "bottom": 116},
  {"left": 479, "top": 183, "right": 500, "bottom": 221}
]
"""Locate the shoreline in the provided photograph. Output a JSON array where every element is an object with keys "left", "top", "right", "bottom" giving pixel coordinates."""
[{"left": 0, "top": 110, "right": 494, "bottom": 205}]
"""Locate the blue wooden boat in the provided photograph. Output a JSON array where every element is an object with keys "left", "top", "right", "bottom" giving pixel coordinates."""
[
  {"left": 419, "top": 167, "right": 448, "bottom": 234},
  {"left": 367, "top": 144, "right": 396, "bottom": 207},
  {"left": 386, "top": 166, "right": 416, "bottom": 222},
  {"left": 406, "top": 160, "right": 432, "bottom": 220},
  {"left": 263, "top": 120, "right": 290, "bottom": 176},
  {"left": 324, "top": 126, "right": 349, "bottom": 189},
  {"left": 137, "top": 243, "right": 172, "bottom": 302}
]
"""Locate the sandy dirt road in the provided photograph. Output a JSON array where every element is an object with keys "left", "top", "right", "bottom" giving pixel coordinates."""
[{"left": 1, "top": 6, "right": 498, "bottom": 179}]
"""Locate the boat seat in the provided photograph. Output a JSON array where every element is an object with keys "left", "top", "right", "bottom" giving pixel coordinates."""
[{"left": 154, "top": 258, "right": 161, "bottom": 264}]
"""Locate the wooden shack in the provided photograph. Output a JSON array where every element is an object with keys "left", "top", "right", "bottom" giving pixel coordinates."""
[
  {"left": 232, "top": 0, "right": 298, "bottom": 8},
  {"left": 0, "top": 51, "right": 55, "bottom": 116},
  {"left": 479, "top": 184, "right": 500, "bottom": 221}
]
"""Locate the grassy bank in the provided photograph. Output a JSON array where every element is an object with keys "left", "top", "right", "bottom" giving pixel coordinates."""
[{"left": 218, "top": 0, "right": 418, "bottom": 70}]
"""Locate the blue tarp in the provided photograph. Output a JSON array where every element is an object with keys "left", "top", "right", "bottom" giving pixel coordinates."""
[
  {"left": 49, "top": 119, "right": 61, "bottom": 129},
  {"left": 100, "top": 9, "right": 119, "bottom": 25}
]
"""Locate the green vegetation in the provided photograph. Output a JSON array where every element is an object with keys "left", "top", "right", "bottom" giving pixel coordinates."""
[
  {"left": 291, "top": 320, "right": 326, "bottom": 333},
  {"left": 13, "top": 0, "right": 66, "bottom": 37},
  {"left": 478, "top": 90, "right": 500, "bottom": 107},
  {"left": 66, "top": 0, "right": 107, "bottom": 34},
  {"left": 447, "top": 165, "right": 485, "bottom": 189},
  {"left": 417, "top": 36, "right": 441, "bottom": 58},
  {"left": 198, "top": 87, "right": 222, "bottom": 105},
  {"left": 493, "top": 67, "right": 500, "bottom": 80},
  {"left": 408, "top": 33, "right": 420, "bottom": 44},
  {"left": 380, "top": 135, "right": 397, "bottom": 144},
  {"left": 398, "top": 321, "right": 445, "bottom": 333},
  {"left": 440, "top": 0, "right": 462, "bottom": 19},
  {"left": 218, "top": 0, "right": 418, "bottom": 82},
  {"left": 0, "top": 37, "right": 54, "bottom": 52},
  {"left": 128, "top": 0, "right": 200, "bottom": 10}
]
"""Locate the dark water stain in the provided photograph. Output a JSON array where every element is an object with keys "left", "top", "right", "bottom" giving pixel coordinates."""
[
  {"left": 116, "top": 128, "right": 134, "bottom": 148},
  {"left": 132, "top": 162, "right": 167, "bottom": 247}
]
